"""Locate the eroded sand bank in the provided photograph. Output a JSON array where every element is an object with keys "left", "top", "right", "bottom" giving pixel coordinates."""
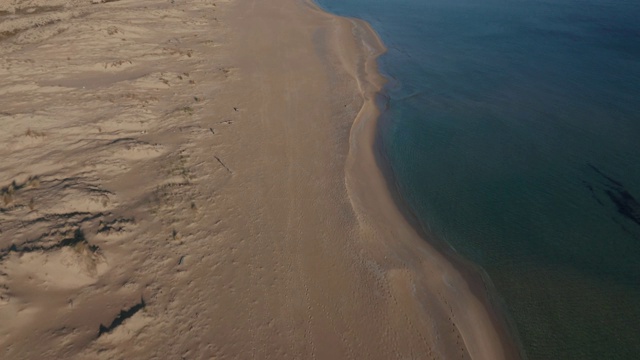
[{"left": 1, "top": 0, "right": 518, "bottom": 358}]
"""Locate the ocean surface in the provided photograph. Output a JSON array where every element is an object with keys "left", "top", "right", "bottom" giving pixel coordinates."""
[{"left": 316, "top": 0, "right": 640, "bottom": 358}]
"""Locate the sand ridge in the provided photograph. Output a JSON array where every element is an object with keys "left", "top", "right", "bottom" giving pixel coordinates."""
[{"left": 1, "top": 0, "right": 519, "bottom": 358}]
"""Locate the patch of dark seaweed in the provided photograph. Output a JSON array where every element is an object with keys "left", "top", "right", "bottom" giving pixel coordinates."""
[{"left": 587, "top": 164, "right": 640, "bottom": 228}]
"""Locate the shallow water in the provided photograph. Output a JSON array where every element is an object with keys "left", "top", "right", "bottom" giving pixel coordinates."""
[{"left": 316, "top": 0, "right": 640, "bottom": 358}]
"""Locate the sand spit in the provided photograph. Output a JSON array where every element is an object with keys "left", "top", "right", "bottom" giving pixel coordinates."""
[{"left": 0, "top": 0, "right": 518, "bottom": 358}]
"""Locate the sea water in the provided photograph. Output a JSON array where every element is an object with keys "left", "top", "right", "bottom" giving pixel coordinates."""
[{"left": 315, "top": 0, "right": 640, "bottom": 358}]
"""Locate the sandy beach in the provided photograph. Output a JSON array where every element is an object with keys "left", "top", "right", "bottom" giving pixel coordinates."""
[{"left": 1, "top": 0, "right": 519, "bottom": 358}]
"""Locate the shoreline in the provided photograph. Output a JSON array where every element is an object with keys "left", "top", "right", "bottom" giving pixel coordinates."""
[
  {"left": 1, "top": 0, "right": 520, "bottom": 357},
  {"left": 308, "top": 2, "right": 524, "bottom": 359}
]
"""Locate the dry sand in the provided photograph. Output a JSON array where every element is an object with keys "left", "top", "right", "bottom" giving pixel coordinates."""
[{"left": 0, "top": 0, "right": 520, "bottom": 358}]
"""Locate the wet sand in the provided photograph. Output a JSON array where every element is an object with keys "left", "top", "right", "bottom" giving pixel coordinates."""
[{"left": 0, "top": 0, "right": 518, "bottom": 358}]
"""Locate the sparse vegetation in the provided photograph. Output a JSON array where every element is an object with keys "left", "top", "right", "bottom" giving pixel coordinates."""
[
  {"left": 25, "top": 128, "right": 45, "bottom": 137},
  {"left": 106, "top": 26, "right": 120, "bottom": 35},
  {"left": 105, "top": 59, "right": 132, "bottom": 68},
  {"left": 97, "top": 297, "right": 146, "bottom": 337},
  {"left": 26, "top": 176, "right": 40, "bottom": 188},
  {"left": 2, "top": 192, "right": 13, "bottom": 206},
  {"left": 1, "top": 176, "right": 40, "bottom": 206},
  {"left": 1, "top": 182, "right": 16, "bottom": 205}
]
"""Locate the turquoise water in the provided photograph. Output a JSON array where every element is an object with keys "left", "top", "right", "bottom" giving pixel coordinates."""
[{"left": 316, "top": 0, "right": 640, "bottom": 358}]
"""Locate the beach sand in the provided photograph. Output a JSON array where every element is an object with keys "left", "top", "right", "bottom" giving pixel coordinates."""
[{"left": 0, "top": 0, "right": 519, "bottom": 358}]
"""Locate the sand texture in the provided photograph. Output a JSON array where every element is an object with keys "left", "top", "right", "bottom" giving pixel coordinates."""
[{"left": 0, "top": 0, "right": 519, "bottom": 359}]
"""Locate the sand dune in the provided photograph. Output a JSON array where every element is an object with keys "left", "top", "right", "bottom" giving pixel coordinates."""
[{"left": 0, "top": 0, "right": 519, "bottom": 358}]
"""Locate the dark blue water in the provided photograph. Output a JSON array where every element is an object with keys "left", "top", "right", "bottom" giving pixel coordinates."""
[{"left": 316, "top": 0, "right": 640, "bottom": 358}]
